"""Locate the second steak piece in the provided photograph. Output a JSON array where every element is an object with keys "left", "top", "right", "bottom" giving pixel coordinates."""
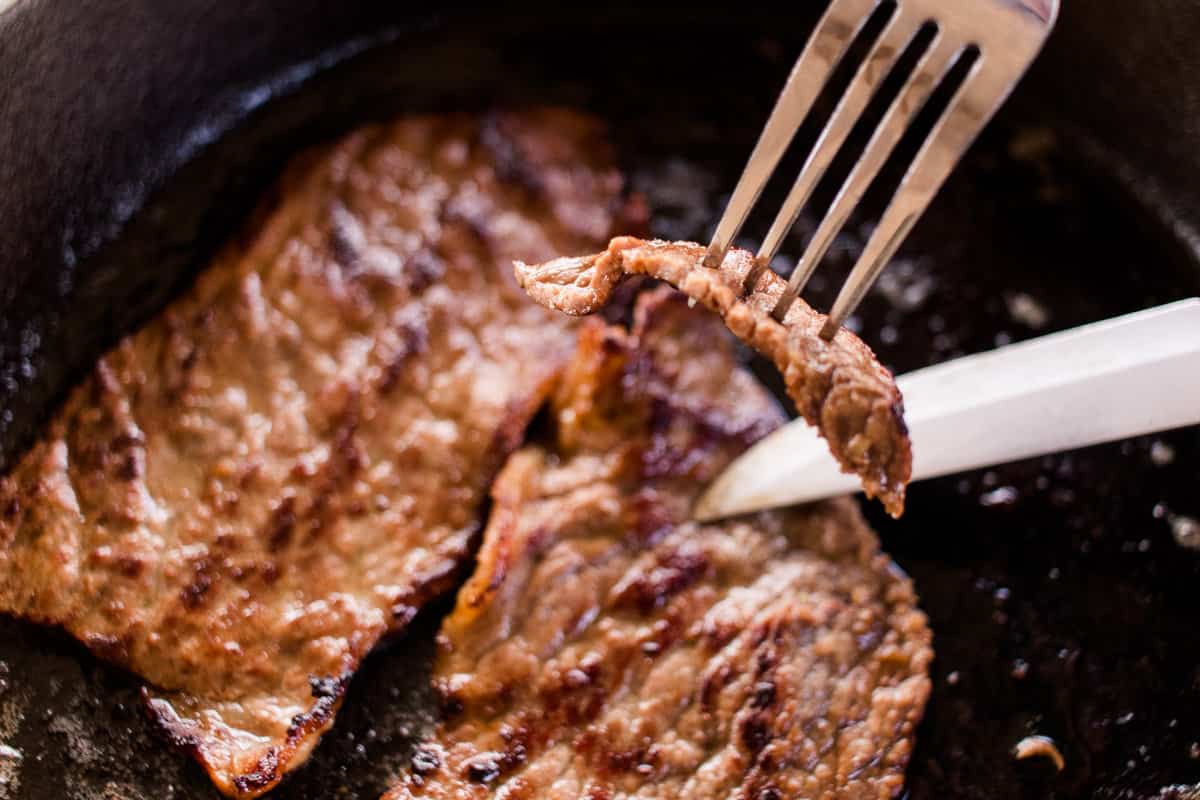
[
  {"left": 515, "top": 236, "right": 911, "bottom": 516},
  {"left": 386, "top": 289, "right": 932, "bottom": 800}
]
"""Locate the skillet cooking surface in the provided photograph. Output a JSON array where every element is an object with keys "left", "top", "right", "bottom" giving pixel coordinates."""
[{"left": 0, "top": 14, "right": 1198, "bottom": 800}]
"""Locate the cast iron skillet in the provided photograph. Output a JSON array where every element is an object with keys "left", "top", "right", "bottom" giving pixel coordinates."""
[{"left": 1, "top": 3, "right": 1198, "bottom": 798}]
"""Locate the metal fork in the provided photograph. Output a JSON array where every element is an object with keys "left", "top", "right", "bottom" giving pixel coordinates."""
[{"left": 703, "top": 0, "right": 1060, "bottom": 340}]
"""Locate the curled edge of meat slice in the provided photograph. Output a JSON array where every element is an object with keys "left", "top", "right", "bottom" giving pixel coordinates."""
[{"left": 514, "top": 236, "right": 912, "bottom": 517}]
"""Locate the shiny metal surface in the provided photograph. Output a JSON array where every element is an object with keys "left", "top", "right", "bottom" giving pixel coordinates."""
[
  {"left": 704, "top": 0, "right": 1059, "bottom": 338},
  {"left": 701, "top": 0, "right": 880, "bottom": 269},
  {"left": 696, "top": 298, "right": 1200, "bottom": 520}
]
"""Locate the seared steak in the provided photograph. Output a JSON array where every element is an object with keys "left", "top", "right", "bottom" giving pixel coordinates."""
[
  {"left": 387, "top": 289, "right": 932, "bottom": 800},
  {"left": 0, "top": 110, "right": 626, "bottom": 797},
  {"left": 515, "top": 236, "right": 911, "bottom": 516}
]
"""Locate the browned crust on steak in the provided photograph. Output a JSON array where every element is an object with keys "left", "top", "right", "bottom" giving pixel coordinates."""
[
  {"left": 0, "top": 110, "right": 628, "bottom": 797},
  {"left": 385, "top": 289, "right": 933, "bottom": 800},
  {"left": 515, "top": 236, "right": 912, "bottom": 516}
]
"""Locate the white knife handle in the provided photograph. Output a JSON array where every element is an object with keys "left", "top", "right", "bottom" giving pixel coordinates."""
[
  {"left": 695, "top": 298, "right": 1200, "bottom": 520},
  {"left": 902, "top": 297, "right": 1200, "bottom": 480}
]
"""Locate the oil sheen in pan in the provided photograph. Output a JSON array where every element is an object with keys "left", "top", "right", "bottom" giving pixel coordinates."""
[{"left": 0, "top": 22, "right": 1198, "bottom": 800}]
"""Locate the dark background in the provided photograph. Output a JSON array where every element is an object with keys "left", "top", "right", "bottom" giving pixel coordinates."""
[{"left": 0, "top": 3, "right": 1198, "bottom": 798}]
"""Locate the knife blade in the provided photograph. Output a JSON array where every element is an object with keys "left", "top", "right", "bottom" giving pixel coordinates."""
[{"left": 694, "top": 297, "right": 1200, "bottom": 521}]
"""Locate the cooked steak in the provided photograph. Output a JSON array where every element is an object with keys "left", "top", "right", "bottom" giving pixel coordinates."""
[
  {"left": 0, "top": 110, "right": 628, "bottom": 798},
  {"left": 515, "top": 236, "right": 911, "bottom": 516},
  {"left": 387, "top": 290, "right": 932, "bottom": 800}
]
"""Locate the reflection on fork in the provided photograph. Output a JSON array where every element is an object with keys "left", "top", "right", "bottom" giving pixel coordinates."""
[{"left": 702, "top": 0, "right": 1059, "bottom": 340}]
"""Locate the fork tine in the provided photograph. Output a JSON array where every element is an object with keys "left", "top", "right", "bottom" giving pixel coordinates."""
[
  {"left": 703, "top": 0, "right": 883, "bottom": 269},
  {"left": 771, "top": 32, "right": 964, "bottom": 320},
  {"left": 820, "top": 60, "right": 1020, "bottom": 339},
  {"left": 756, "top": 4, "right": 920, "bottom": 270}
]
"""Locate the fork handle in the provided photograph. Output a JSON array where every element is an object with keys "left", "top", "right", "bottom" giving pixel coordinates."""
[{"left": 694, "top": 298, "right": 1200, "bottom": 519}]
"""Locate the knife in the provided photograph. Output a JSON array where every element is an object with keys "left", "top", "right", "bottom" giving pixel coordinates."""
[{"left": 694, "top": 297, "right": 1200, "bottom": 521}]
